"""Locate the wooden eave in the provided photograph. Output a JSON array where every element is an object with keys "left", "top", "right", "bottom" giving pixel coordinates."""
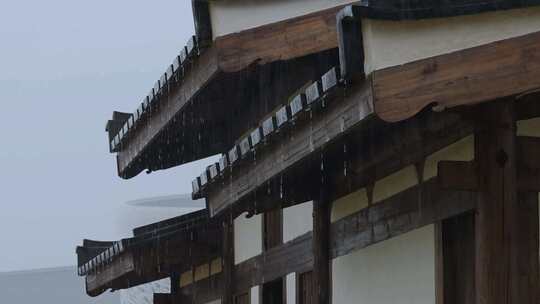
[
  {"left": 112, "top": 0, "right": 540, "bottom": 179},
  {"left": 113, "top": 6, "right": 346, "bottom": 179},
  {"left": 198, "top": 27, "right": 540, "bottom": 218},
  {"left": 76, "top": 209, "right": 222, "bottom": 297}
]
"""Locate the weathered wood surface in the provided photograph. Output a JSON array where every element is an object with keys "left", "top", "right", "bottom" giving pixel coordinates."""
[
  {"left": 183, "top": 177, "right": 476, "bottom": 298},
  {"left": 85, "top": 236, "right": 221, "bottom": 296},
  {"left": 222, "top": 215, "right": 234, "bottom": 304},
  {"left": 207, "top": 81, "right": 374, "bottom": 216},
  {"left": 180, "top": 273, "right": 224, "bottom": 304},
  {"left": 235, "top": 232, "right": 313, "bottom": 294},
  {"left": 313, "top": 193, "right": 331, "bottom": 304},
  {"left": 474, "top": 101, "right": 539, "bottom": 304},
  {"left": 215, "top": 6, "right": 342, "bottom": 73},
  {"left": 117, "top": 47, "right": 221, "bottom": 178},
  {"left": 436, "top": 213, "right": 476, "bottom": 304},
  {"left": 330, "top": 178, "right": 476, "bottom": 258},
  {"left": 373, "top": 30, "right": 540, "bottom": 122},
  {"left": 86, "top": 252, "right": 135, "bottom": 296}
]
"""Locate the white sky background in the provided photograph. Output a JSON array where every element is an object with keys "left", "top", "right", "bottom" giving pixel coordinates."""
[{"left": 0, "top": 0, "right": 215, "bottom": 272}]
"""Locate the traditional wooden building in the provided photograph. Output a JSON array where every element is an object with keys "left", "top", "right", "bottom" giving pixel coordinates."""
[{"left": 79, "top": 1, "right": 540, "bottom": 303}]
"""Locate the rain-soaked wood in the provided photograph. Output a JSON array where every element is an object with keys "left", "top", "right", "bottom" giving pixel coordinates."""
[
  {"left": 436, "top": 213, "right": 476, "bottom": 304},
  {"left": 222, "top": 215, "right": 234, "bottom": 304},
  {"left": 86, "top": 252, "right": 135, "bottom": 296},
  {"left": 215, "top": 6, "right": 342, "bottom": 73},
  {"left": 206, "top": 80, "right": 374, "bottom": 217},
  {"left": 85, "top": 236, "right": 221, "bottom": 297},
  {"left": 373, "top": 30, "right": 540, "bottom": 123},
  {"left": 117, "top": 47, "right": 221, "bottom": 178},
  {"left": 179, "top": 274, "right": 224, "bottom": 304},
  {"left": 181, "top": 177, "right": 476, "bottom": 298},
  {"left": 211, "top": 106, "right": 474, "bottom": 220},
  {"left": 473, "top": 100, "right": 539, "bottom": 304},
  {"left": 313, "top": 191, "right": 331, "bottom": 304}
]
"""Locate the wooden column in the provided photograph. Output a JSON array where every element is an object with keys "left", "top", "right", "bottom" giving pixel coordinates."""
[
  {"left": 436, "top": 213, "right": 476, "bottom": 304},
  {"left": 474, "top": 100, "right": 538, "bottom": 304},
  {"left": 222, "top": 214, "right": 234, "bottom": 304},
  {"left": 313, "top": 189, "right": 331, "bottom": 304}
]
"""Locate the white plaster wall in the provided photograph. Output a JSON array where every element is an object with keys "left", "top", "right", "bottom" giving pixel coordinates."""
[
  {"left": 251, "top": 286, "right": 260, "bottom": 304},
  {"left": 286, "top": 273, "right": 296, "bottom": 304},
  {"left": 209, "top": 0, "right": 356, "bottom": 38},
  {"left": 283, "top": 201, "right": 313, "bottom": 242},
  {"left": 332, "top": 225, "right": 436, "bottom": 304},
  {"left": 234, "top": 213, "right": 262, "bottom": 264},
  {"left": 362, "top": 6, "right": 540, "bottom": 74}
]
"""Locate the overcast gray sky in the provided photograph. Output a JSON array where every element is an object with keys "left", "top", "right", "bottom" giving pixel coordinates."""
[{"left": 0, "top": 0, "right": 214, "bottom": 272}]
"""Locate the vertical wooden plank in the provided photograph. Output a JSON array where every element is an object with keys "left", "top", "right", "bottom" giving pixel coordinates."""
[
  {"left": 298, "top": 271, "right": 314, "bottom": 304},
  {"left": 313, "top": 191, "right": 330, "bottom": 304},
  {"left": 262, "top": 209, "right": 284, "bottom": 304},
  {"left": 514, "top": 193, "right": 540, "bottom": 303},
  {"left": 439, "top": 213, "right": 476, "bottom": 304},
  {"left": 474, "top": 100, "right": 537, "bottom": 304},
  {"left": 223, "top": 214, "right": 234, "bottom": 304}
]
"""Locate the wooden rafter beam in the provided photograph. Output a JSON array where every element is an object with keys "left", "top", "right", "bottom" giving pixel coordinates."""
[{"left": 372, "top": 30, "right": 540, "bottom": 123}]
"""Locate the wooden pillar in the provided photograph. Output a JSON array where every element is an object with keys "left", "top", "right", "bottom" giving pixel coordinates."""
[
  {"left": 514, "top": 192, "right": 540, "bottom": 302},
  {"left": 436, "top": 213, "right": 476, "bottom": 304},
  {"left": 313, "top": 189, "right": 331, "bottom": 304},
  {"left": 222, "top": 214, "right": 234, "bottom": 304},
  {"left": 474, "top": 100, "right": 538, "bottom": 304}
]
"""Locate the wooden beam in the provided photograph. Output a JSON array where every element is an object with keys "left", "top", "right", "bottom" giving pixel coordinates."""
[
  {"left": 313, "top": 190, "right": 331, "bottom": 304},
  {"left": 436, "top": 213, "right": 476, "bottom": 304},
  {"left": 117, "top": 47, "right": 221, "bottom": 178},
  {"left": 234, "top": 233, "right": 312, "bottom": 294},
  {"left": 214, "top": 6, "right": 342, "bottom": 73},
  {"left": 372, "top": 30, "right": 540, "bottom": 123},
  {"left": 222, "top": 215, "right": 234, "bottom": 304},
  {"left": 179, "top": 274, "right": 224, "bottom": 304},
  {"left": 206, "top": 80, "right": 374, "bottom": 217},
  {"left": 474, "top": 100, "right": 538, "bottom": 304},
  {"left": 330, "top": 178, "right": 476, "bottom": 258},
  {"left": 86, "top": 252, "right": 135, "bottom": 297},
  {"left": 181, "top": 177, "right": 476, "bottom": 298}
]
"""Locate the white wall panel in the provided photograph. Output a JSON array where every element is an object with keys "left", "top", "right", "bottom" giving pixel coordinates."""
[
  {"left": 251, "top": 286, "right": 260, "bottom": 304},
  {"left": 286, "top": 273, "right": 297, "bottom": 304},
  {"left": 234, "top": 213, "right": 262, "bottom": 264},
  {"left": 362, "top": 7, "right": 540, "bottom": 73},
  {"left": 283, "top": 201, "right": 313, "bottom": 242},
  {"left": 332, "top": 225, "right": 435, "bottom": 304}
]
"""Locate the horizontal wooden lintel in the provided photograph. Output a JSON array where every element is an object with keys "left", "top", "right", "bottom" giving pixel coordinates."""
[{"left": 181, "top": 177, "right": 476, "bottom": 302}]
